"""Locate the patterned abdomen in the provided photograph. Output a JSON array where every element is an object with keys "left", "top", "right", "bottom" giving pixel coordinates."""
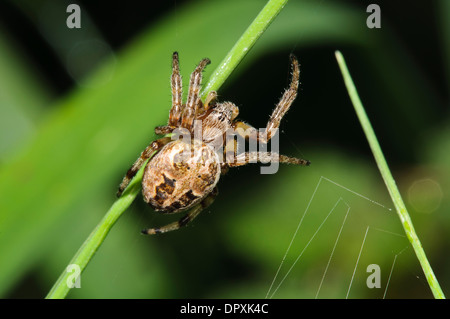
[{"left": 142, "top": 139, "right": 220, "bottom": 213}]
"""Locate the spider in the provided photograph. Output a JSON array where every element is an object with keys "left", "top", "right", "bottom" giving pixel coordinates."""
[{"left": 117, "top": 52, "right": 310, "bottom": 235}]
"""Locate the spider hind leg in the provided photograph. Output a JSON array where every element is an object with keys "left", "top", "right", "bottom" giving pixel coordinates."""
[
  {"left": 227, "top": 151, "right": 310, "bottom": 168},
  {"left": 142, "top": 187, "right": 218, "bottom": 235}
]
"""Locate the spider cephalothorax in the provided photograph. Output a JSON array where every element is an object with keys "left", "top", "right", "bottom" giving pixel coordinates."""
[{"left": 117, "top": 52, "right": 310, "bottom": 234}]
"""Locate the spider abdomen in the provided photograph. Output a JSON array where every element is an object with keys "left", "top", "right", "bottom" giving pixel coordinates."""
[{"left": 142, "top": 139, "right": 220, "bottom": 213}]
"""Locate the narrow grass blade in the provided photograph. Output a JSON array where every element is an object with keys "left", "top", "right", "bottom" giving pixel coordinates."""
[
  {"left": 201, "top": 0, "right": 288, "bottom": 99},
  {"left": 335, "top": 50, "right": 445, "bottom": 299},
  {"left": 46, "top": 157, "right": 150, "bottom": 299}
]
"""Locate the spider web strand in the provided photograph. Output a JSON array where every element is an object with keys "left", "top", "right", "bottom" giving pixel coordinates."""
[
  {"left": 267, "top": 195, "right": 341, "bottom": 299},
  {"left": 346, "top": 226, "right": 370, "bottom": 299},
  {"left": 315, "top": 203, "right": 351, "bottom": 299},
  {"left": 265, "top": 176, "right": 324, "bottom": 299}
]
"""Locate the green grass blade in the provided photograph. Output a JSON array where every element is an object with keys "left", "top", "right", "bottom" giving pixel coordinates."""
[
  {"left": 201, "top": 0, "right": 288, "bottom": 99},
  {"left": 335, "top": 50, "right": 445, "bottom": 299},
  {"left": 45, "top": 157, "right": 151, "bottom": 299},
  {"left": 46, "top": 0, "right": 290, "bottom": 299}
]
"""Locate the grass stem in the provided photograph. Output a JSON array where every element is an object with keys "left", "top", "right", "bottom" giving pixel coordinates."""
[
  {"left": 335, "top": 50, "right": 445, "bottom": 299},
  {"left": 46, "top": 158, "right": 150, "bottom": 299},
  {"left": 201, "top": 0, "right": 288, "bottom": 99}
]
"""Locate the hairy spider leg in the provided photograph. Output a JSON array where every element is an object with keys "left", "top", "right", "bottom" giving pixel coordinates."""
[
  {"left": 168, "top": 51, "right": 183, "bottom": 127},
  {"left": 232, "top": 54, "right": 300, "bottom": 144},
  {"left": 200, "top": 90, "right": 218, "bottom": 114},
  {"left": 117, "top": 137, "right": 172, "bottom": 197},
  {"left": 158, "top": 52, "right": 216, "bottom": 135},
  {"left": 264, "top": 54, "right": 300, "bottom": 142},
  {"left": 226, "top": 152, "right": 310, "bottom": 167},
  {"left": 142, "top": 187, "right": 218, "bottom": 235},
  {"left": 155, "top": 52, "right": 184, "bottom": 135},
  {"left": 181, "top": 57, "right": 211, "bottom": 130},
  {"left": 154, "top": 125, "right": 175, "bottom": 135},
  {"left": 156, "top": 90, "right": 217, "bottom": 136},
  {"left": 220, "top": 129, "right": 309, "bottom": 168},
  {"left": 224, "top": 55, "right": 308, "bottom": 167}
]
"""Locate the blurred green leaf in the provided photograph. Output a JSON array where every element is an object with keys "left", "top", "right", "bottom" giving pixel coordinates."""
[
  {"left": 0, "top": 25, "right": 52, "bottom": 160},
  {"left": 438, "top": 0, "right": 450, "bottom": 85}
]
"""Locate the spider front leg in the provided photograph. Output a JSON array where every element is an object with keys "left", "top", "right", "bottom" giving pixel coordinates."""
[
  {"left": 264, "top": 54, "right": 300, "bottom": 142},
  {"left": 154, "top": 125, "right": 175, "bottom": 135},
  {"left": 233, "top": 55, "right": 300, "bottom": 144},
  {"left": 203, "top": 90, "right": 218, "bottom": 111},
  {"left": 153, "top": 52, "right": 184, "bottom": 136},
  {"left": 168, "top": 52, "right": 183, "bottom": 127},
  {"left": 195, "top": 90, "right": 218, "bottom": 118},
  {"left": 117, "top": 136, "right": 171, "bottom": 197},
  {"left": 142, "top": 187, "right": 218, "bottom": 235},
  {"left": 181, "top": 57, "right": 211, "bottom": 129},
  {"left": 156, "top": 90, "right": 216, "bottom": 135}
]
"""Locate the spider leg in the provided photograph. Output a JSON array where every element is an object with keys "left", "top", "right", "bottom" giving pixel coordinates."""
[
  {"left": 168, "top": 52, "right": 184, "bottom": 127},
  {"left": 117, "top": 137, "right": 171, "bottom": 197},
  {"left": 181, "top": 57, "right": 211, "bottom": 130},
  {"left": 233, "top": 55, "right": 300, "bottom": 144},
  {"left": 226, "top": 151, "right": 310, "bottom": 168},
  {"left": 196, "top": 91, "right": 217, "bottom": 116},
  {"left": 204, "top": 90, "right": 218, "bottom": 111},
  {"left": 154, "top": 125, "right": 176, "bottom": 135},
  {"left": 263, "top": 54, "right": 300, "bottom": 143},
  {"left": 142, "top": 187, "right": 218, "bottom": 235}
]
